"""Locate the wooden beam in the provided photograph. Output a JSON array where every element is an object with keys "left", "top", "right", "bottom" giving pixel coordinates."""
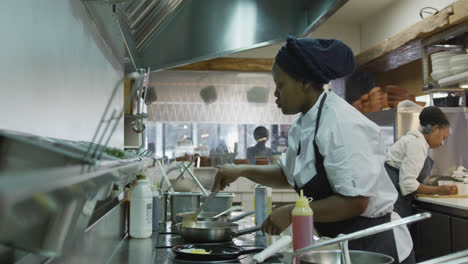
[
  {"left": 172, "top": 57, "right": 274, "bottom": 72},
  {"left": 356, "top": 5, "right": 453, "bottom": 71},
  {"left": 449, "top": 0, "right": 468, "bottom": 25}
]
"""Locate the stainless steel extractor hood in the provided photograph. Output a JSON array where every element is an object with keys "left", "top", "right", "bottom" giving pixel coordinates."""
[{"left": 83, "top": 0, "right": 348, "bottom": 72}]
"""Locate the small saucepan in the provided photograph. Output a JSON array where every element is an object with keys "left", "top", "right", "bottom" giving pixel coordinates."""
[
  {"left": 174, "top": 211, "right": 255, "bottom": 223},
  {"left": 177, "top": 221, "right": 262, "bottom": 243},
  {"left": 172, "top": 244, "right": 264, "bottom": 261}
]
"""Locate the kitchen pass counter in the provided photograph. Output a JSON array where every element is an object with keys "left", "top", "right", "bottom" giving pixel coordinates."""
[
  {"left": 415, "top": 196, "right": 468, "bottom": 219},
  {"left": 415, "top": 196, "right": 468, "bottom": 211}
]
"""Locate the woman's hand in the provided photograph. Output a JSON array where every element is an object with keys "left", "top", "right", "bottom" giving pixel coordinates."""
[
  {"left": 261, "top": 204, "right": 295, "bottom": 235},
  {"left": 211, "top": 164, "right": 242, "bottom": 191},
  {"left": 437, "top": 185, "right": 458, "bottom": 195}
]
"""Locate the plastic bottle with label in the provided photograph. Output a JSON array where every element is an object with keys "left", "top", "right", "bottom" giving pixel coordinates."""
[
  {"left": 130, "top": 175, "right": 153, "bottom": 238},
  {"left": 292, "top": 189, "right": 314, "bottom": 251}
]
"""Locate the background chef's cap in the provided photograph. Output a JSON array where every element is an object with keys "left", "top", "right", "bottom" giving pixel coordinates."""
[{"left": 275, "top": 36, "right": 356, "bottom": 87}]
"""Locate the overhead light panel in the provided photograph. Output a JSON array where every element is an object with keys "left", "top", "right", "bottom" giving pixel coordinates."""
[{"left": 459, "top": 80, "right": 468, "bottom": 89}]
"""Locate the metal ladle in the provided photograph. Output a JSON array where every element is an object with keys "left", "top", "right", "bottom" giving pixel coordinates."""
[
  {"left": 182, "top": 187, "right": 220, "bottom": 228},
  {"left": 131, "top": 118, "right": 146, "bottom": 133},
  {"left": 131, "top": 67, "right": 147, "bottom": 134},
  {"left": 211, "top": 206, "right": 243, "bottom": 219}
]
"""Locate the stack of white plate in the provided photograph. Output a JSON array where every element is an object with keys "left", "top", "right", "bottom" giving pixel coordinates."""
[
  {"left": 449, "top": 54, "right": 468, "bottom": 75},
  {"left": 431, "top": 50, "right": 465, "bottom": 81}
]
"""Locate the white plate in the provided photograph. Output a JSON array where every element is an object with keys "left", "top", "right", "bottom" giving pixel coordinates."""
[
  {"left": 450, "top": 61, "right": 468, "bottom": 67},
  {"left": 431, "top": 70, "right": 452, "bottom": 81},
  {"left": 432, "top": 65, "right": 451, "bottom": 72},
  {"left": 451, "top": 68, "right": 468, "bottom": 75},
  {"left": 431, "top": 51, "right": 464, "bottom": 59},
  {"left": 450, "top": 54, "right": 468, "bottom": 62}
]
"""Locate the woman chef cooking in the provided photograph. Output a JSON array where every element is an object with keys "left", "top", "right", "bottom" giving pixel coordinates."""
[
  {"left": 385, "top": 106, "right": 457, "bottom": 218},
  {"left": 211, "top": 36, "right": 414, "bottom": 263}
]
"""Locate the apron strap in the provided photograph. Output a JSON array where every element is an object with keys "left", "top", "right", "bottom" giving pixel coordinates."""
[
  {"left": 315, "top": 93, "right": 327, "bottom": 136},
  {"left": 296, "top": 92, "right": 327, "bottom": 156}
]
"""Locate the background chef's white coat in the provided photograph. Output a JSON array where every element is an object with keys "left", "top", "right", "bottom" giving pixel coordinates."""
[
  {"left": 385, "top": 130, "right": 429, "bottom": 195},
  {"left": 278, "top": 91, "right": 412, "bottom": 262}
]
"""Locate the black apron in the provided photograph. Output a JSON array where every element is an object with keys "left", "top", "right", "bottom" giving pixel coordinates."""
[
  {"left": 293, "top": 93, "right": 405, "bottom": 263},
  {"left": 385, "top": 157, "right": 434, "bottom": 218}
]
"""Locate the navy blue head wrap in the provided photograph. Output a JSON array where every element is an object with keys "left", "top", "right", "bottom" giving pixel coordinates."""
[{"left": 275, "top": 36, "right": 356, "bottom": 87}]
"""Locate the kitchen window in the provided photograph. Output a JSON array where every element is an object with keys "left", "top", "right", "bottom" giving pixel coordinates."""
[{"left": 147, "top": 122, "right": 291, "bottom": 162}]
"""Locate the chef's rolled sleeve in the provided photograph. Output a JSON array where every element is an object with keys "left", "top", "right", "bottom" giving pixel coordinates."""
[{"left": 398, "top": 140, "right": 427, "bottom": 195}]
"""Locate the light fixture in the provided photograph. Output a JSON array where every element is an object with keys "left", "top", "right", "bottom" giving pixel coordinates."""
[
  {"left": 459, "top": 80, "right": 468, "bottom": 89},
  {"left": 201, "top": 134, "right": 209, "bottom": 138}
]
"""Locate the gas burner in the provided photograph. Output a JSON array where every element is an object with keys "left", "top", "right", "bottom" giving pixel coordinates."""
[
  {"left": 170, "top": 236, "right": 235, "bottom": 246},
  {"left": 168, "top": 253, "right": 245, "bottom": 264}
]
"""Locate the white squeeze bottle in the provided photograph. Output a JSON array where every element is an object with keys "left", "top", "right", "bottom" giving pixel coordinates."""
[
  {"left": 130, "top": 175, "right": 153, "bottom": 238},
  {"left": 292, "top": 190, "right": 314, "bottom": 251}
]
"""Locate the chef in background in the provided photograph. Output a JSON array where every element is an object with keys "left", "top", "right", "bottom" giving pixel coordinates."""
[
  {"left": 212, "top": 36, "right": 414, "bottom": 264},
  {"left": 385, "top": 106, "right": 457, "bottom": 217},
  {"left": 246, "top": 126, "right": 273, "bottom": 164}
]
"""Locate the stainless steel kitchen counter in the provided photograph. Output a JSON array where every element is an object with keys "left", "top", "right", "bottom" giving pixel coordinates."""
[
  {"left": 415, "top": 197, "right": 468, "bottom": 211},
  {"left": 414, "top": 197, "right": 468, "bottom": 219}
]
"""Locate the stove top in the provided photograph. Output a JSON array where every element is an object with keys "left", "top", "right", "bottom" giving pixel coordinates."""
[
  {"left": 167, "top": 252, "right": 285, "bottom": 264},
  {"left": 156, "top": 221, "right": 285, "bottom": 263},
  {"left": 167, "top": 253, "right": 247, "bottom": 264}
]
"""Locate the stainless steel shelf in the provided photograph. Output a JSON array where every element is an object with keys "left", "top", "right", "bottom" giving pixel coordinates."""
[{"left": 0, "top": 129, "right": 153, "bottom": 256}]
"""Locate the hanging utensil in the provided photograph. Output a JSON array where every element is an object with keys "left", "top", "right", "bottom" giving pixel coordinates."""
[
  {"left": 131, "top": 67, "right": 149, "bottom": 133},
  {"left": 83, "top": 70, "right": 143, "bottom": 164}
]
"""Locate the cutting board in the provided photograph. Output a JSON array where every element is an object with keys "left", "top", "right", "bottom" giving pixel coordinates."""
[{"left": 416, "top": 194, "right": 468, "bottom": 198}]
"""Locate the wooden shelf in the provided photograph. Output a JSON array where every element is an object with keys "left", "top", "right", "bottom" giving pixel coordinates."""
[
  {"left": 356, "top": 0, "right": 468, "bottom": 72},
  {"left": 172, "top": 57, "right": 274, "bottom": 72},
  {"left": 422, "top": 88, "right": 467, "bottom": 94}
]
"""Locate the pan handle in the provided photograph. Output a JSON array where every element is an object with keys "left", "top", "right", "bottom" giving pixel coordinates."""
[
  {"left": 233, "top": 226, "right": 263, "bottom": 237},
  {"left": 230, "top": 211, "right": 255, "bottom": 222},
  {"left": 239, "top": 246, "right": 266, "bottom": 255}
]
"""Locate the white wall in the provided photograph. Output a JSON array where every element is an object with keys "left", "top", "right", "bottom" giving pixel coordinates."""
[
  {"left": 227, "top": 22, "right": 361, "bottom": 58},
  {"left": 361, "top": 0, "right": 458, "bottom": 50},
  {"left": 0, "top": 1, "right": 124, "bottom": 147}
]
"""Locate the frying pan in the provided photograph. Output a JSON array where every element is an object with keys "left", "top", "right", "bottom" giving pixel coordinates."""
[
  {"left": 172, "top": 244, "right": 264, "bottom": 261},
  {"left": 177, "top": 221, "right": 262, "bottom": 243},
  {"left": 174, "top": 210, "right": 255, "bottom": 223}
]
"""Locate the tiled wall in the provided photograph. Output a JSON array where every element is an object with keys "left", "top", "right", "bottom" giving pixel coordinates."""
[{"left": 148, "top": 70, "right": 298, "bottom": 124}]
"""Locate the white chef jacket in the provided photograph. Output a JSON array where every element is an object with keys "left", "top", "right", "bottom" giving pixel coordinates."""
[
  {"left": 385, "top": 130, "right": 429, "bottom": 196},
  {"left": 278, "top": 91, "right": 412, "bottom": 262}
]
